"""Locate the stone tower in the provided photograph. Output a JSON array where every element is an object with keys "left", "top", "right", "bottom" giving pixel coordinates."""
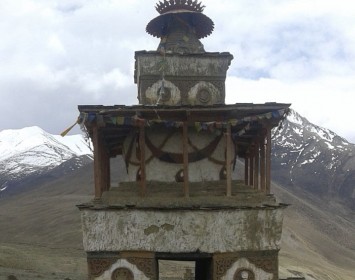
[{"left": 77, "top": 1, "right": 290, "bottom": 279}]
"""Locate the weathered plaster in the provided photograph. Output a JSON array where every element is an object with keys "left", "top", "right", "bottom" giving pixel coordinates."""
[
  {"left": 81, "top": 208, "right": 284, "bottom": 253},
  {"left": 135, "top": 53, "right": 232, "bottom": 78}
]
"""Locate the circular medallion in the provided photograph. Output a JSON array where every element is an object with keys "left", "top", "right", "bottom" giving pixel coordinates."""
[
  {"left": 196, "top": 89, "right": 211, "bottom": 104},
  {"left": 112, "top": 267, "right": 134, "bottom": 280},
  {"left": 234, "top": 269, "right": 255, "bottom": 280},
  {"left": 157, "top": 87, "right": 172, "bottom": 102}
]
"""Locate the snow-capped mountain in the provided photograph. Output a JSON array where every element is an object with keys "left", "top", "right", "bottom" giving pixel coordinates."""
[
  {"left": 0, "top": 126, "right": 93, "bottom": 195},
  {"left": 272, "top": 109, "right": 355, "bottom": 209}
]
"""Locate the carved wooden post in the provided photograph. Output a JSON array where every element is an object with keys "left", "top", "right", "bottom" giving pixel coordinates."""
[
  {"left": 260, "top": 134, "right": 266, "bottom": 192},
  {"left": 249, "top": 146, "right": 254, "bottom": 187},
  {"left": 139, "top": 123, "right": 147, "bottom": 197},
  {"left": 102, "top": 148, "right": 110, "bottom": 192},
  {"left": 244, "top": 156, "right": 249, "bottom": 186},
  {"left": 266, "top": 125, "right": 272, "bottom": 194},
  {"left": 254, "top": 141, "right": 259, "bottom": 190},
  {"left": 226, "top": 123, "right": 232, "bottom": 197},
  {"left": 93, "top": 123, "right": 106, "bottom": 199},
  {"left": 182, "top": 122, "right": 189, "bottom": 197}
]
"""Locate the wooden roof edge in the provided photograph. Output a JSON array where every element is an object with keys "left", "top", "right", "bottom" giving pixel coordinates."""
[
  {"left": 134, "top": 50, "right": 234, "bottom": 58},
  {"left": 78, "top": 103, "right": 291, "bottom": 114}
]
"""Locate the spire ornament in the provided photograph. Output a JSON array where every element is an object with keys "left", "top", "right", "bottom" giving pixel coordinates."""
[
  {"left": 155, "top": 0, "right": 206, "bottom": 14},
  {"left": 146, "top": 0, "right": 214, "bottom": 40}
]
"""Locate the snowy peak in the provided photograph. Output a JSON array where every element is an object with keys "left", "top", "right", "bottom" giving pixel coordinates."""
[
  {"left": 0, "top": 126, "right": 92, "bottom": 190},
  {"left": 0, "top": 126, "right": 92, "bottom": 162},
  {"left": 276, "top": 109, "right": 349, "bottom": 150},
  {"left": 272, "top": 109, "right": 355, "bottom": 209}
]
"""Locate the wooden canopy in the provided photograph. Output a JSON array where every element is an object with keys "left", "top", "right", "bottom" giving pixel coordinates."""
[
  {"left": 78, "top": 102, "right": 290, "bottom": 199},
  {"left": 78, "top": 103, "right": 290, "bottom": 157}
]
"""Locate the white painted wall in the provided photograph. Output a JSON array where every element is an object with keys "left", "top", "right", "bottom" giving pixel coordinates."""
[
  {"left": 81, "top": 208, "right": 284, "bottom": 253},
  {"left": 123, "top": 127, "right": 234, "bottom": 182}
]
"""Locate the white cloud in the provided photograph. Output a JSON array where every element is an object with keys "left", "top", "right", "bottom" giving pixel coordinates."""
[{"left": 0, "top": 0, "right": 354, "bottom": 143}]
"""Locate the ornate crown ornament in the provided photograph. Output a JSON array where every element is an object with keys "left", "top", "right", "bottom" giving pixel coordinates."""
[
  {"left": 156, "top": 0, "right": 205, "bottom": 14},
  {"left": 146, "top": 0, "right": 213, "bottom": 40}
]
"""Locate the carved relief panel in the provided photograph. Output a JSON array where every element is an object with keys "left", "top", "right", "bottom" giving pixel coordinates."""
[
  {"left": 144, "top": 79, "right": 181, "bottom": 105},
  {"left": 140, "top": 78, "right": 225, "bottom": 106},
  {"left": 112, "top": 267, "right": 134, "bottom": 280},
  {"left": 234, "top": 269, "right": 255, "bottom": 280},
  {"left": 187, "top": 81, "right": 222, "bottom": 105}
]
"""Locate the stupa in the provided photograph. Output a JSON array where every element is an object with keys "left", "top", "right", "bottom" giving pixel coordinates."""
[{"left": 77, "top": 1, "right": 291, "bottom": 279}]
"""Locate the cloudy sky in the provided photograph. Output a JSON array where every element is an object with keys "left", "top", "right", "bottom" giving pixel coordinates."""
[{"left": 1, "top": 0, "right": 354, "bottom": 142}]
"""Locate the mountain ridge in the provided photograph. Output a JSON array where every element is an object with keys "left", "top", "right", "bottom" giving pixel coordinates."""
[
  {"left": 272, "top": 109, "right": 355, "bottom": 209},
  {"left": 0, "top": 126, "right": 92, "bottom": 196}
]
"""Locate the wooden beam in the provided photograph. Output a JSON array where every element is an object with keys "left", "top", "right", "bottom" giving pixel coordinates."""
[
  {"left": 226, "top": 123, "right": 232, "bottom": 197},
  {"left": 139, "top": 124, "right": 146, "bottom": 197},
  {"left": 260, "top": 135, "right": 266, "bottom": 192},
  {"left": 182, "top": 122, "right": 189, "bottom": 197},
  {"left": 254, "top": 141, "right": 259, "bottom": 190},
  {"left": 266, "top": 126, "right": 272, "bottom": 194}
]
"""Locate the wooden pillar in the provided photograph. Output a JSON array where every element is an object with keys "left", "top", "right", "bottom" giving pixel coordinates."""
[
  {"left": 93, "top": 124, "right": 107, "bottom": 199},
  {"left": 266, "top": 126, "right": 272, "bottom": 194},
  {"left": 249, "top": 147, "right": 254, "bottom": 187},
  {"left": 139, "top": 124, "right": 146, "bottom": 197},
  {"left": 254, "top": 142, "right": 259, "bottom": 190},
  {"left": 260, "top": 136, "right": 266, "bottom": 192},
  {"left": 102, "top": 149, "right": 110, "bottom": 192},
  {"left": 182, "top": 122, "right": 189, "bottom": 197},
  {"left": 226, "top": 123, "right": 232, "bottom": 197},
  {"left": 244, "top": 156, "right": 249, "bottom": 185}
]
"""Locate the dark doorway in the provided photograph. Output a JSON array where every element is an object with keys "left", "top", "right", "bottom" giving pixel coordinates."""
[{"left": 157, "top": 252, "right": 212, "bottom": 280}]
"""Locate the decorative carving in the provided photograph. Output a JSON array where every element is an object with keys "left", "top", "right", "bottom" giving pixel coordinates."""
[
  {"left": 215, "top": 257, "right": 238, "bottom": 280},
  {"left": 187, "top": 80, "right": 224, "bottom": 105},
  {"left": 88, "top": 258, "right": 117, "bottom": 278},
  {"left": 234, "top": 268, "right": 255, "bottom": 280},
  {"left": 126, "top": 258, "right": 155, "bottom": 279},
  {"left": 210, "top": 80, "right": 225, "bottom": 103},
  {"left": 214, "top": 254, "right": 277, "bottom": 279},
  {"left": 139, "top": 78, "right": 225, "bottom": 105},
  {"left": 143, "top": 79, "right": 181, "bottom": 105},
  {"left": 157, "top": 86, "right": 172, "bottom": 103},
  {"left": 156, "top": 0, "right": 206, "bottom": 14},
  {"left": 173, "top": 80, "right": 198, "bottom": 103},
  {"left": 112, "top": 267, "right": 134, "bottom": 280},
  {"left": 196, "top": 89, "right": 211, "bottom": 104},
  {"left": 247, "top": 257, "right": 277, "bottom": 273}
]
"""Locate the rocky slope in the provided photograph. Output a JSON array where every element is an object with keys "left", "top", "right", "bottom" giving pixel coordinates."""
[{"left": 272, "top": 109, "right": 355, "bottom": 209}]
